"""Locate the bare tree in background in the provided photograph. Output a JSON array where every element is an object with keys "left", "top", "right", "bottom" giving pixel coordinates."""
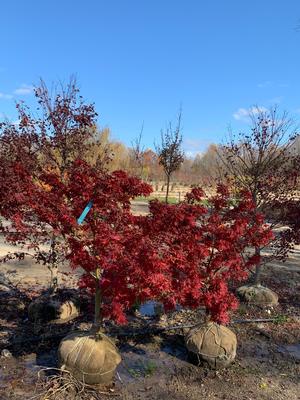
[
  {"left": 156, "top": 111, "right": 185, "bottom": 203},
  {"left": 84, "top": 127, "right": 116, "bottom": 170},
  {"left": 34, "top": 76, "right": 97, "bottom": 174},
  {"left": 130, "top": 124, "right": 145, "bottom": 178},
  {"left": 218, "top": 106, "right": 298, "bottom": 284},
  {"left": 192, "top": 144, "right": 224, "bottom": 190}
]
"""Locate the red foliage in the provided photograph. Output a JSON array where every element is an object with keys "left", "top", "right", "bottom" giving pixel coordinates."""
[
  {"left": 0, "top": 78, "right": 98, "bottom": 279},
  {"left": 8, "top": 159, "right": 155, "bottom": 324},
  {"left": 1, "top": 149, "right": 272, "bottom": 325},
  {"left": 45, "top": 161, "right": 161, "bottom": 324},
  {"left": 138, "top": 185, "right": 273, "bottom": 324}
]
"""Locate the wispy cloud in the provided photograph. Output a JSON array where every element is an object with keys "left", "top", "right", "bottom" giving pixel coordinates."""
[
  {"left": 0, "top": 92, "right": 13, "bottom": 100},
  {"left": 233, "top": 106, "right": 268, "bottom": 122},
  {"left": 14, "top": 84, "right": 34, "bottom": 95},
  {"left": 184, "top": 138, "right": 210, "bottom": 157},
  {"left": 0, "top": 83, "right": 34, "bottom": 100}
]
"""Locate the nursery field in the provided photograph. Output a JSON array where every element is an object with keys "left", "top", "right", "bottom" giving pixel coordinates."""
[
  {"left": 0, "top": 223, "right": 299, "bottom": 400},
  {"left": 2, "top": 3, "right": 300, "bottom": 399}
]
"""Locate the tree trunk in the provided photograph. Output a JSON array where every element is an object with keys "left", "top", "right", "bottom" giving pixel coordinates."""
[
  {"left": 253, "top": 247, "right": 262, "bottom": 285},
  {"left": 205, "top": 310, "right": 211, "bottom": 323},
  {"left": 165, "top": 175, "right": 170, "bottom": 203},
  {"left": 49, "top": 236, "right": 58, "bottom": 293},
  {"left": 94, "top": 268, "right": 102, "bottom": 328},
  {"left": 49, "top": 265, "right": 58, "bottom": 293}
]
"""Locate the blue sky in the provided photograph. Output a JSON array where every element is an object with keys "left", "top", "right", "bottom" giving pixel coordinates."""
[{"left": 0, "top": 1, "right": 300, "bottom": 155}]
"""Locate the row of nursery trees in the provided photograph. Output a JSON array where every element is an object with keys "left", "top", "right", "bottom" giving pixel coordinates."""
[{"left": 1, "top": 79, "right": 300, "bottom": 384}]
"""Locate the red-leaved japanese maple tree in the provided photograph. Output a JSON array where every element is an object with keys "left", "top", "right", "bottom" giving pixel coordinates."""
[
  {"left": 138, "top": 185, "right": 273, "bottom": 324},
  {"left": 60, "top": 175, "right": 272, "bottom": 326},
  {"left": 31, "top": 159, "right": 156, "bottom": 325}
]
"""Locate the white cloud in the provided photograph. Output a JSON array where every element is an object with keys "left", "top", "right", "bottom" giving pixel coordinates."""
[
  {"left": 233, "top": 108, "right": 250, "bottom": 120},
  {"left": 0, "top": 92, "right": 13, "bottom": 100},
  {"left": 184, "top": 138, "right": 210, "bottom": 157},
  {"left": 233, "top": 106, "right": 268, "bottom": 121},
  {"left": 14, "top": 84, "right": 34, "bottom": 95}
]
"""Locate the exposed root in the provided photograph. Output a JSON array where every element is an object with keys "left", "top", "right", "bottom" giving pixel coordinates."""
[{"left": 30, "top": 367, "right": 119, "bottom": 400}]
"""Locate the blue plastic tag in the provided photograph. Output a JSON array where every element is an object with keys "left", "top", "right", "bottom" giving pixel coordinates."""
[{"left": 77, "top": 200, "right": 93, "bottom": 225}]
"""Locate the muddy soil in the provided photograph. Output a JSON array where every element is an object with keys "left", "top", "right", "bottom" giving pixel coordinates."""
[{"left": 0, "top": 315, "right": 299, "bottom": 400}]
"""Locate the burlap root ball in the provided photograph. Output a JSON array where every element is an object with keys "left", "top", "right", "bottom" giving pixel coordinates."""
[
  {"left": 28, "top": 294, "right": 79, "bottom": 322},
  {"left": 58, "top": 331, "right": 121, "bottom": 385},
  {"left": 237, "top": 284, "right": 278, "bottom": 306},
  {"left": 185, "top": 322, "right": 237, "bottom": 369}
]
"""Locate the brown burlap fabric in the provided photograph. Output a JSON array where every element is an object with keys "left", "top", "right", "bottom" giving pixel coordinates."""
[
  {"left": 185, "top": 322, "right": 237, "bottom": 369},
  {"left": 58, "top": 331, "right": 121, "bottom": 385},
  {"left": 237, "top": 285, "right": 278, "bottom": 306},
  {"left": 28, "top": 295, "right": 79, "bottom": 322}
]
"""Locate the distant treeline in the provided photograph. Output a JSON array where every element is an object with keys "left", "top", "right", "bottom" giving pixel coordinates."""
[{"left": 84, "top": 127, "right": 221, "bottom": 186}]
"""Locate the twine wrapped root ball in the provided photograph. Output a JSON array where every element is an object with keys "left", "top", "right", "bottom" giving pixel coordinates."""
[
  {"left": 28, "top": 293, "right": 79, "bottom": 323},
  {"left": 185, "top": 322, "right": 237, "bottom": 369},
  {"left": 58, "top": 331, "right": 121, "bottom": 385},
  {"left": 237, "top": 284, "right": 278, "bottom": 306}
]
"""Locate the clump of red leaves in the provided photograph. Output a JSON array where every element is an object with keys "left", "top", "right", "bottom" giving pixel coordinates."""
[
  {"left": 138, "top": 185, "right": 273, "bottom": 324},
  {"left": 63, "top": 175, "right": 272, "bottom": 325},
  {"left": 34, "top": 160, "right": 157, "bottom": 324},
  {"left": 0, "top": 78, "right": 98, "bottom": 265}
]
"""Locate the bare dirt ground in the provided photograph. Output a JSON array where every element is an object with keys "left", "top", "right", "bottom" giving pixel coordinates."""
[{"left": 0, "top": 211, "right": 299, "bottom": 399}]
